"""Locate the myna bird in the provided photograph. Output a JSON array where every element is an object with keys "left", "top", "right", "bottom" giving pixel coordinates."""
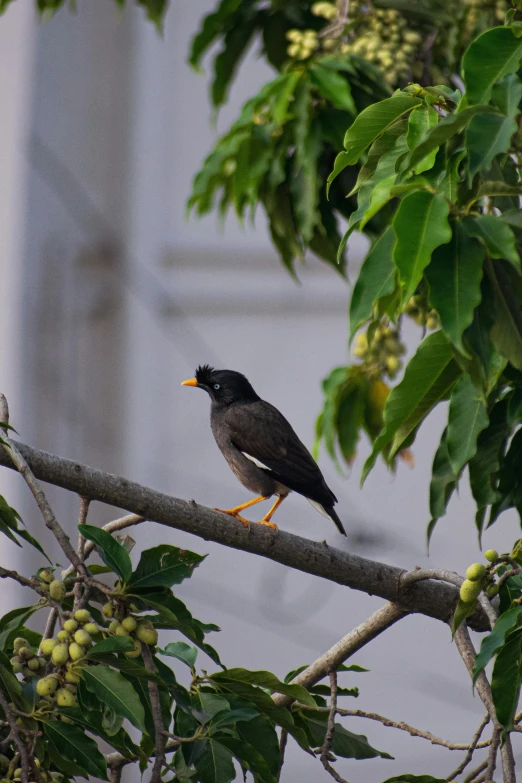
[{"left": 182, "top": 365, "right": 346, "bottom": 535}]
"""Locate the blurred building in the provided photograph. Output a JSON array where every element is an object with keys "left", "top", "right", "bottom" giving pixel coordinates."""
[{"left": 1, "top": 0, "right": 521, "bottom": 779}]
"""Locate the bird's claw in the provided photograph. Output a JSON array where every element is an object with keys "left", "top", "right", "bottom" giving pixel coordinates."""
[
  {"left": 213, "top": 508, "right": 251, "bottom": 529},
  {"left": 258, "top": 519, "right": 278, "bottom": 531}
]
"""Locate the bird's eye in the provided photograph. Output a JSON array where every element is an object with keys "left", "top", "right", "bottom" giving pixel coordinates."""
[{"left": 213, "top": 383, "right": 221, "bottom": 390}]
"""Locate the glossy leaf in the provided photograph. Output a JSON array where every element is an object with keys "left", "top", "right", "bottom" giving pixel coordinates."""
[
  {"left": 82, "top": 664, "right": 146, "bottom": 731},
  {"left": 473, "top": 606, "right": 522, "bottom": 680},
  {"left": 393, "top": 191, "right": 452, "bottom": 307},
  {"left": 309, "top": 65, "right": 355, "bottom": 113},
  {"left": 463, "top": 26, "right": 522, "bottom": 105},
  {"left": 87, "top": 636, "right": 135, "bottom": 658},
  {"left": 79, "top": 524, "right": 132, "bottom": 583},
  {"left": 236, "top": 713, "right": 280, "bottom": 774},
  {"left": 487, "top": 259, "right": 522, "bottom": 370},
  {"left": 44, "top": 719, "right": 108, "bottom": 779},
  {"left": 218, "top": 736, "right": 278, "bottom": 783},
  {"left": 492, "top": 73, "right": 522, "bottom": 117},
  {"left": 465, "top": 214, "right": 520, "bottom": 270},
  {"left": 447, "top": 375, "right": 489, "bottom": 476},
  {"left": 211, "top": 668, "right": 315, "bottom": 707},
  {"left": 491, "top": 628, "right": 522, "bottom": 730},
  {"left": 426, "top": 221, "right": 485, "bottom": 355},
  {"left": 466, "top": 113, "right": 517, "bottom": 178},
  {"left": 0, "top": 606, "right": 36, "bottom": 651},
  {"left": 349, "top": 226, "right": 396, "bottom": 341},
  {"left": 189, "top": 0, "right": 242, "bottom": 70},
  {"left": 0, "top": 495, "right": 50, "bottom": 561},
  {"left": 452, "top": 597, "right": 478, "bottom": 636},
  {"left": 406, "top": 103, "right": 439, "bottom": 173},
  {"left": 128, "top": 544, "right": 204, "bottom": 590},
  {"left": 195, "top": 739, "right": 236, "bottom": 783},
  {"left": 363, "top": 332, "right": 461, "bottom": 479},
  {"left": 161, "top": 641, "right": 198, "bottom": 669},
  {"left": 298, "top": 712, "right": 393, "bottom": 759},
  {"left": 292, "top": 81, "right": 320, "bottom": 244},
  {"left": 428, "top": 429, "right": 458, "bottom": 544}
]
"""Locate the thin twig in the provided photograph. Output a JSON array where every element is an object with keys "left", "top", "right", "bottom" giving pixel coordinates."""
[
  {"left": 319, "top": 0, "right": 349, "bottom": 39},
  {"left": 320, "top": 671, "right": 337, "bottom": 767},
  {"left": 142, "top": 644, "right": 165, "bottom": 783},
  {"left": 73, "top": 497, "right": 90, "bottom": 609},
  {"left": 446, "top": 714, "right": 490, "bottom": 781},
  {"left": 500, "top": 734, "right": 517, "bottom": 783},
  {"left": 276, "top": 730, "right": 288, "bottom": 782},
  {"left": 109, "top": 761, "right": 124, "bottom": 783},
  {"left": 274, "top": 602, "right": 406, "bottom": 707},
  {"left": 0, "top": 688, "right": 30, "bottom": 783},
  {"left": 497, "top": 566, "right": 522, "bottom": 590},
  {"left": 485, "top": 728, "right": 500, "bottom": 782},
  {"left": 295, "top": 704, "right": 491, "bottom": 752},
  {"left": 464, "top": 761, "right": 487, "bottom": 783}
]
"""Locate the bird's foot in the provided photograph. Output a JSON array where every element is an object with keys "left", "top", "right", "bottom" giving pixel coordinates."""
[
  {"left": 257, "top": 518, "right": 278, "bottom": 531},
  {"left": 213, "top": 508, "right": 250, "bottom": 528}
]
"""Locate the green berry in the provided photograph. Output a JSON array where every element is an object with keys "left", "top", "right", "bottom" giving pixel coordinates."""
[
  {"left": 14, "top": 770, "right": 22, "bottom": 779},
  {"left": 69, "top": 643, "right": 84, "bottom": 662},
  {"left": 73, "top": 630, "right": 91, "bottom": 647},
  {"left": 37, "top": 657, "right": 47, "bottom": 669},
  {"left": 63, "top": 619, "right": 78, "bottom": 633},
  {"left": 39, "top": 570, "right": 54, "bottom": 584},
  {"left": 59, "top": 715, "right": 74, "bottom": 724},
  {"left": 74, "top": 609, "right": 91, "bottom": 623},
  {"left": 40, "top": 638, "right": 57, "bottom": 656},
  {"left": 13, "top": 637, "right": 28, "bottom": 651},
  {"left": 65, "top": 667, "right": 80, "bottom": 684},
  {"left": 17, "top": 646, "right": 31, "bottom": 660},
  {"left": 83, "top": 623, "right": 99, "bottom": 636},
  {"left": 122, "top": 616, "right": 137, "bottom": 632},
  {"left": 27, "top": 657, "right": 40, "bottom": 672},
  {"left": 460, "top": 579, "right": 482, "bottom": 604},
  {"left": 64, "top": 683, "right": 77, "bottom": 694},
  {"left": 125, "top": 639, "right": 142, "bottom": 659},
  {"left": 466, "top": 563, "right": 487, "bottom": 581},
  {"left": 36, "top": 676, "right": 56, "bottom": 697},
  {"left": 56, "top": 687, "right": 76, "bottom": 707},
  {"left": 10, "top": 659, "right": 23, "bottom": 674},
  {"left": 57, "top": 630, "right": 70, "bottom": 643},
  {"left": 51, "top": 644, "right": 69, "bottom": 666},
  {"left": 22, "top": 666, "right": 35, "bottom": 678},
  {"left": 102, "top": 602, "right": 114, "bottom": 618},
  {"left": 136, "top": 625, "right": 158, "bottom": 645},
  {"left": 49, "top": 580, "right": 66, "bottom": 601},
  {"left": 115, "top": 624, "right": 129, "bottom": 637},
  {"left": 487, "top": 584, "right": 500, "bottom": 597},
  {"left": 485, "top": 549, "right": 499, "bottom": 563},
  {"left": 109, "top": 620, "right": 120, "bottom": 634}
]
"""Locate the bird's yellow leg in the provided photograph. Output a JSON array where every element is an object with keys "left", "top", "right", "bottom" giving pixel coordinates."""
[
  {"left": 257, "top": 496, "right": 285, "bottom": 530},
  {"left": 214, "top": 495, "right": 269, "bottom": 528}
]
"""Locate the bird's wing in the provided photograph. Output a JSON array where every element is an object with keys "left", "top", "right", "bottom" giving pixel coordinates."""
[{"left": 223, "top": 401, "right": 335, "bottom": 501}]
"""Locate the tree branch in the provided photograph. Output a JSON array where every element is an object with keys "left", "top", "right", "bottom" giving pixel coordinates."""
[
  {"left": 446, "top": 714, "right": 490, "bottom": 781},
  {"left": 0, "top": 440, "right": 490, "bottom": 629},
  {"left": 274, "top": 602, "right": 405, "bottom": 707},
  {"left": 0, "top": 688, "right": 30, "bottom": 783},
  {"left": 142, "top": 644, "right": 165, "bottom": 783},
  {"left": 277, "top": 730, "right": 288, "bottom": 782},
  {"left": 320, "top": 671, "right": 348, "bottom": 783}
]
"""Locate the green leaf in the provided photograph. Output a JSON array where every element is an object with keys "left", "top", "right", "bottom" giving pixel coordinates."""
[
  {"left": 0, "top": 606, "right": 36, "bottom": 652},
  {"left": 236, "top": 714, "right": 280, "bottom": 774},
  {"left": 406, "top": 104, "right": 439, "bottom": 173},
  {"left": 473, "top": 606, "right": 522, "bottom": 680},
  {"left": 82, "top": 664, "right": 146, "bottom": 731},
  {"left": 298, "top": 713, "right": 393, "bottom": 759},
  {"left": 43, "top": 719, "right": 108, "bottom": 779},
  {"left": 309, "top": 65, "right": 355, "bottom": 113},
  {"left": 0, "top": 663, "right": 23, "bottom": 705},
  {"left": 87, "top": 636, "right": 135, "bottom": 658},
  {"left": 210, "top": 708, "right": 258, "bottom": 730},
  {"left": 428, "top": 429, "right": 458, "bottom": 544},
  {"left": 402, "top": 105, "right": 497, "bottom": 174},
  {"left": 327, "top": 94, "right": 421, "bottom": 191},
  {"left": 466, "top": 113, "right": 517, "bottom": 178},
  {"left": 189, "top": 0, "right": 242, "bottom": 70},
  {"left": 465, "top": 215, "right": 520, "bottom": 270},
  {"left": 292, "top": 81, "right": 321, "bottom": 244},
  {"left": 487, "top": 258, "right": 522, "bottom": 370},
  {"left": 363, "top": 332, "right": 461, "bottom": 480},
  {"left": 491, "top": 628, "right": 522, "bottom": 730},
  {"left": 211, "top": 668, "right": 315, "bottom": 707},
  {"left": 161, "top": 641, "right": 198, "bottom": 669},
  {"left": 446, "top": 375, "right": 489, "bottom": 476},
  {"left": 195, "top": 738, "right": 236, "bottom": 783},
  {"left": 393, "top": 191, "right": 452, "bottom": 307},
  {"left": 128, "top": 544, "right": 204, "bottom": 590},
  {"left": 452, "top": 597, "right": 478, "bottom": 636},
  {"left": 492, "top": 74, "right": 522, "bottom": 117},
  {"left": 78, "top": 524, "right": 132, "bottom": 583},
  {"left": 0, "top": 495, "right": 50, "bottom": 561},
  {"left": 426, "top": 221, "right": 485, "bottom": 355},
  {"left": 475, "top": 180, "right": 522, "bottom": 202},
  {"left": 349, "top": 227, "right": 396, "bottom": 342},
  {"left": 218, "top": 736, "right": 278, "bottom": 783},
  {"left": 211, "top": 17, "right": 258, "bottom": 110},
  {"left": 272, "top": 70, "right": 301, "bottom": 126},
  {"left": 463, "top": 26, "right": 522, "bottom": 106}
]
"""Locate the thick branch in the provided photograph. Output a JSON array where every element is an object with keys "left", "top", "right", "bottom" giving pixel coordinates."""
[{"left": 0, "top": 440, "right": 490, "bottom": 629}]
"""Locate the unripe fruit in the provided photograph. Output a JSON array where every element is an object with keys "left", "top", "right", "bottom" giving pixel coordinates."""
[
  {"left": 73, "top": 630, "right": 91, "bottom": 647},
  {"left": 39, "top": 570, "right": 54, "bottom": 584},
  {"left": 0, "top": 756, "right": 8, "bottom": 772},
  {"left": 487, "top": 584, "right": 500, "bottom": 597},
  {"left": 115, "top": 624, "right": 129, "bottom": 637},
  {"left": 125, "top": 639, "right": 142, "bottom": 659},
  {"left": 83, "top": 623, "right": 99, "bottom": 636},
  {"left": 65, "top": 683, "right": 77, "bottom": 694},
  {"left": 74, "top": 609, "right": 91, "bottom": 624},
  {"left": 460, "top": 579, "right": 482, "bottom": 604},
  {"left": 36, "top": 677, "right": 55, "bottom": 697},
  {"left": 109, "top": 621, "right": 120, "bottom": 634},
  {"left": 57, "top": 631, "right": 70, "bottom": 643},
  {"left": 466, "top": 563, "right": 487, "bottom": 581},
  {"left": 37, "top": 657, "right": 47, "bottom": 669},
  {"left": 10, "top": 659, "right": 23, "bottom": 674},
  {"left": 65, "top": 667, "right": 80, "bottom": 684},
  {"left": 122, "top": 616, "right": 137, "bottom": 632},
  {"left": 135, "top": 625, "right": 158, "bottom": 645},
  {"left": 14, "top": 770, "right": 21, "bottom": 779},
  {"left": 49, "top": 580, "right": 66, "bottom": 601},
  {"left": 485, "top": 549, "right": 499, "bottom": 563},
  {"left": 51, "top": 644, "right": 69, "bottom": 666},
  {"left": 22, "top": 666, "right": 35, "bottom": 678},
  {"left": 13, "top": 637, "right": 28, "bottom": 651},
  {"left": 40, "top": 638, "right": 57, "bottom": 656},
  {"left": 17, "top": 646, "right": 30, "bottom": 660},
  {"left": 27, "top": 657, "right": 40, "bottom": 671},
  {"left": 102, "top": 602, "right": 114, "bottom": 618},
  {"left": 69, "top": 643, "right": 84, "bottom": 662},
  {"left": 60, "top": 715, "right": 74, "bottom": 724},
  {"left": 63, "top": 619, "right": 78, "bottom": 633},
  {"left": 56, "top": 688, "right": 76, "bottom": 707}
]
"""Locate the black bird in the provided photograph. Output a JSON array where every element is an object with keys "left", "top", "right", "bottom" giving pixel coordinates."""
[{"left": 182, "top": 365, "right": 346, "bottom": 535}]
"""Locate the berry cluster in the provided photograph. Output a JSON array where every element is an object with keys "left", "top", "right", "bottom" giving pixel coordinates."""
[
  {"left": 102, "top": 600, "right": 158, "bottom": 657},
  {"left": 286, "top": 28, "right": 320, "bottom": 60},
  {"left": 353, "top": 325, "right": 406, "bottom": 381},
  {"left": 404, "top": 295, "right": 440, "bottom": 331},
  {"left": 459, "top": 549, "right": 500, "bottom": 607}
]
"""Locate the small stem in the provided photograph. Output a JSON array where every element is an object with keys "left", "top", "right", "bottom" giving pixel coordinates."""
[
  {"left": 276, "top": 730, "right": 288, "bottom": 782},
  {"left": 0, "top": 688, "right": 30, "bottom": 783},
  {"left": 446, "top": 714, "right": 490, "bottom": 780},
  {"left": 142, "top": 645, "right": 165, "bottom": 783}
]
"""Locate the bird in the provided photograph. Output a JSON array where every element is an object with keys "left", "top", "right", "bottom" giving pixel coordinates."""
[{"left": 181, "top": 365, "right": 346, "bottom": 535}]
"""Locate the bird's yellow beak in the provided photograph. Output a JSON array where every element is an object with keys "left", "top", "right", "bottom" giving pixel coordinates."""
[{"left": 181, "top": 378, "right": 198, "bottom": 387}]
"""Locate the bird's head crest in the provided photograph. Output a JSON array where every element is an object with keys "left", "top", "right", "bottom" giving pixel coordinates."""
[{"left": 195, "top": 364, "right": 216, "bottom": 387}]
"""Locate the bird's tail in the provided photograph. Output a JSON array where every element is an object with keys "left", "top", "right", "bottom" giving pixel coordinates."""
[{"left": 327, "top": 506, "right": 347, "bottom": 536}]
